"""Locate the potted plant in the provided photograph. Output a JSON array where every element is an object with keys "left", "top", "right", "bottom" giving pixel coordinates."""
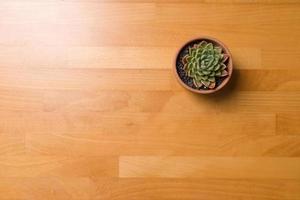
[{"left": 174, "top": 37, "right": 233, "bottom": 94}]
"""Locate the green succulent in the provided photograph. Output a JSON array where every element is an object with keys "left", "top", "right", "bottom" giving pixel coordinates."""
[{"left": 182, "top": 41, "right": 229, "bottom": 89}]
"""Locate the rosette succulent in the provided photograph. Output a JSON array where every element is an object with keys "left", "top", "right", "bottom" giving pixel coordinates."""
[{"left": 182, "top": 41, "right": 229, "bottom": 89}]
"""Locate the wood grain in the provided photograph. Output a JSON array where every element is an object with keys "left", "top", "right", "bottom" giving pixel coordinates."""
[
  {"left": 0, "top": 156, "right": 118, "bottom": 178},
  {"left": 0, "top": 0, "right": 300, "bottom": 199},
  {"left": 119, "top": 156, "right": 300, "bottom": 178}
]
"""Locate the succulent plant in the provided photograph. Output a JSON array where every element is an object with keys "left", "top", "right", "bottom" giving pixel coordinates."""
[{"left": 182, "top": 41, "right": 229, "bottom": 89}]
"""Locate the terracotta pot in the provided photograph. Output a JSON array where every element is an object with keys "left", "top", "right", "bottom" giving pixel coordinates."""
[{"left": 174, "top": 37, "right": 233, "bottom": 94}]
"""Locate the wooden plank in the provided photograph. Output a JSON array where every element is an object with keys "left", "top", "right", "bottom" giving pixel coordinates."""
[
  {"left": 0, "top": 177, "right": 93, "bottom": 199},
  {"left": 0, "top": 2, "right": 277, "bottom": 24},
  {"left": 211, "top": 92, "right": 300, "bottom": 113},
  {"left": 1, "top": 23, "right": 298, "bottom": 48},
  {"left": 25, "top": 134, "right": 300, "bottom": 157},
  {"left": 26, "top": 131, "right": 300, "bottom": 157},
  {"left": 277, "top": 112, "right": 300, "bottom": 135},
  {"left": 14, "top": 111, "right": 290, "bottom": 156},
  {"left": 262, "top": 48, "right": 300, "bottom": 69},
  {"left": 1, "top": 3, "right": 299, "bottom": 27},
  {"left": 0, "top": 89, "right": 300, "bottom": 113},
  {"left": 1, "top": 178, "right": 299, "bottom": 200},
  {"left": 0, "top": 156, "right": 118, "bottom": 178},
  {"left": 91, "top": 178, "right": 300, "bottom": 200},
  {"left": 0, "top": 112, "right": 274, "bottom": 136},
  {"left": 0, "top": 4, "right": 299, "bottom": 48},
  {"left": 119, "top": 156, "right": 300, "bottom": 179},
  {"left": 0, "top": 133, "right": 25, "bottom": 156},
  {"left": 41, "top": 91, "right": 300, "bottom": 113},
  {"left": 0, "top": 2, "right": 156, "bottom": 25},
  {"left": 0, "top": 88, "right": 44, "bottom": 112},
  {"left": 1, "top": 0, "right": 300, "bottom": 3}
]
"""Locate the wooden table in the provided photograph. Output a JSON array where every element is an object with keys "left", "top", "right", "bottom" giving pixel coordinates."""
[{"left": 1, "top": 0, "right": 300, "bottom": 199}]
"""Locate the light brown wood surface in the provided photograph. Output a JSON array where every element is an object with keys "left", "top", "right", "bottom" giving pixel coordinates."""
[{"left": 1, "top": 0, "right": 300, "bottom": 199}]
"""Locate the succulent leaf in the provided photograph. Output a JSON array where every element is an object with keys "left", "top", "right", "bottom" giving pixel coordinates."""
[
  {"left": 221, "top": 70, "right": 229, "bottom": 77},
  {"left": 222, "top": 54, "right": 229, "bottom": 62},
  {"left": 201, "top": 80, "right": 210, "bottom": 87},
  {"left": 206, "top": 43, "right": 213, "bottom": 50},
  {"left": 215, "top": 71, "right": 222, "bottom": 77},
  {"left": 208, "top": 77, "right": 215, "bottom": 82},
  {"left": 221, "top": 63, "right": 227, "bottom": 70},
  {"left": 182, "top": 55, "right": 188, "bottom": 64},
  {"left": 193, "top": 79, "right": 202, "bottom": 88},
  {"left": 202, "top": 70, "right": 210, "bottom": 75},
  {"left": 209, "top": 81, "right": 216, "bottom": 89},
  {"left": 207, "top": 65, "right": 214, "bottom": 71},
  {"left": 196, "top": 71, "right": 203, "bottom": 76},
  {"left": 214, "top": 47, "right": 222, "bottom": 54},
  {"left": 202, "top": 75, "right": 208, "bottom": 81},
  {"left": 186, "top": 56, "right": 193, "bottom": 63},
  {"left": 214, "top": 64, "right": 221, "bottom": 71},
  {"left": 199, "top": 41, "right": 207, "bottom": 47}
]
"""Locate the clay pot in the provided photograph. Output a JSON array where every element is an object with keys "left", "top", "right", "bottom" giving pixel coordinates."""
[{"left": 174, "top": 37, "right": 233, "bottom": 94}]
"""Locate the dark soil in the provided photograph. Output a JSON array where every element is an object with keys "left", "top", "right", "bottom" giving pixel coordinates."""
[{"left": 176, "top": 39, "right": 228, "bottom": 90}]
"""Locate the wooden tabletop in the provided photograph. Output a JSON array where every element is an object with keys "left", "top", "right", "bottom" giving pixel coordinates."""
[{"left": 1, "top": 0, "right": 300, "bottom": 199}]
